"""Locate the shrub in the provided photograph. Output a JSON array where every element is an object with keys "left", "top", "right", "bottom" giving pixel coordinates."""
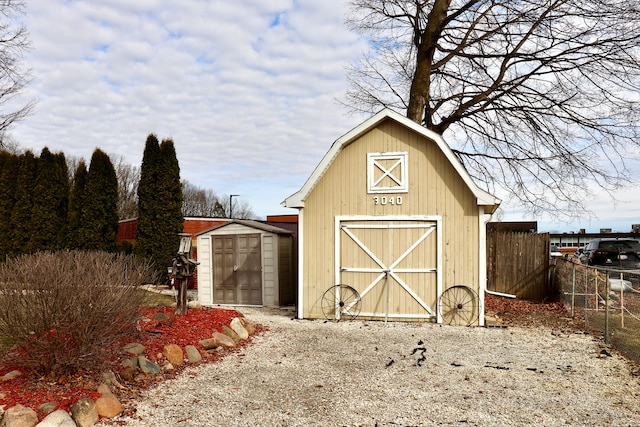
[{"left": 0, "top": 250, "right": 157, "bottom": 376}]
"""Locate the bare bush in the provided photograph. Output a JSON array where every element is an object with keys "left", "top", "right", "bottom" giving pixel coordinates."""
[{"left": 0, "top": 250, "right": 157, "bottom": 376}]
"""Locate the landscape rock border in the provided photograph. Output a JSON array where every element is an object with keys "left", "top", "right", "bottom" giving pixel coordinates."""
[{"left": 0, "top": 314, "right": 257, "bottom": 427}]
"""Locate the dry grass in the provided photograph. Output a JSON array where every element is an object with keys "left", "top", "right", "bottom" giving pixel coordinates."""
[
  {"left": 139, "top": 288, "right": 177, "bottom": 307},
  {"left": 585, "top": 310, "right": 640, "bottom": 364}
]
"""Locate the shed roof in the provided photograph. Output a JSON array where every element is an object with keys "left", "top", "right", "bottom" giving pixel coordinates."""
[
  {"left": 281, "top": 108, "right": 501, "bottom": 214},
  {"left": 196, "top": 219, "right": 294, "bottom": 236}
]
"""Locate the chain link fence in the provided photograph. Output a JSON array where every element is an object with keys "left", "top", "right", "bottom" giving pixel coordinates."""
[{"left": 555, "top": 257, "right": 640, "bottom": 364}]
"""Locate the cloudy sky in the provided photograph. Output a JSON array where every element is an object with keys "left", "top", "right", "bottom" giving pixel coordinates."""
[{"left": 8, "top": 0, "right": 640, "bottom": 233}]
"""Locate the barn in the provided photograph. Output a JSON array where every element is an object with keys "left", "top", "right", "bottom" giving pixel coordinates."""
[
  {"left": 196, "top": 220, "right": 295, "bottom": 307},
  {"left": 282, "top": 109, "right": 501, "bottom": 325}
]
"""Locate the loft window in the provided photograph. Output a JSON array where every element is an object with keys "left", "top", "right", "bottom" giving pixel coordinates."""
[{"left": 367, "top": 152, "right": 408, "bottom": 194}]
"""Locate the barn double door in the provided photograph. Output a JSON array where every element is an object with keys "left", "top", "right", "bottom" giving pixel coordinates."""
[
  {"left": 337, "top": 216, "right": 441, "bottom": 320},
  {"left": 212, "top": 234, "right": 262, "bottom": 305}
]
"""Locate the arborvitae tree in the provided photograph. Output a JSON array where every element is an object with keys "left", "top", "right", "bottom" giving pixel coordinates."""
[
  {"left": 157, "top": 138, "right": 184, "bottom": 270},
  {"left": 136, "top": 134, "right": 163, "bottom": 268},
  {"left": 0, "top": 151, "right": 17, "bottom": 258},
  {"left": 78, "top": 149, "right": 119, "bottom": 251},
  {"left": 67, "top": 160, "right": 88, "bottom": 249},
  {"left": 9, "top": 151, "right": 37, "bottom": 255},
  {"left": 26, "top": 148, "right": 69, "bottom": 253},
  {"left": 135, "top": 134, "right": 184, "bottom": 274}
]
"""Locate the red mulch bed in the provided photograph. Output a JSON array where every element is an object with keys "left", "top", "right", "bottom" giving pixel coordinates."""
[{"left": 0, "top": 306, "right": 264, "bottom": 420}]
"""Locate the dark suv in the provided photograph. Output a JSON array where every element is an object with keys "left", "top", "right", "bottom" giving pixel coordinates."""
[{"left": 581, "top": 238, "right": 640, "bottom": 269}]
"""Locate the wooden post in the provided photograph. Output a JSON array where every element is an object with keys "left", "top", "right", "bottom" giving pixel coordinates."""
[{"left": 175, "top": 278, "right": 188, "bottom": 315}]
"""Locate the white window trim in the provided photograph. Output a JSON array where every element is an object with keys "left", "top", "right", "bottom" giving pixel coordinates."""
[{"left": 367, "top": 152, "right": 409, "bottom": 194}]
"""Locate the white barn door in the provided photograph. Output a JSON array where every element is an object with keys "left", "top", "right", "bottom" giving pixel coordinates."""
[{"left": 336, "top": 216, "right": 442, "bottom": 321}]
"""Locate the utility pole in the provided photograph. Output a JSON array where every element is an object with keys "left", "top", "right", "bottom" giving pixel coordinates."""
[{"left": 229, "top": 194, "right": 239, "bottom": 218}]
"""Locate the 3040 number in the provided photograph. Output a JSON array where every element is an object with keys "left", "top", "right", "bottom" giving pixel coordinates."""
[{"left": 373, "top": 196, "right": 403, "bottom": 205}]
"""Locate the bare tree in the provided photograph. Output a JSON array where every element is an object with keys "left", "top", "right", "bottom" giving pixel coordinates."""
[
  {"left": 182, "top": 180, "right": 222, "bottom": 217},
  {"left": 0, "top": 134, "right": 22, "bottom": 153},
  {"left": 182, "top": 181, "right": 257, "bottom": 219},
  {"left": 0, "top": 1, "right": 34, "bottom": 147},
  {"left": 110, "top": 154, "right": 139, "bottom": 220},
  {"left": 219, "top": 194, "right": 256, "bottom": 220},
  {"left": 344, "top": 0, "right": 640, "bottom": 218}
]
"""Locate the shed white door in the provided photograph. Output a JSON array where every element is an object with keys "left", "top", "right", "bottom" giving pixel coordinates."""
[{"left": 336, "top": 216, "right": 441, "bottom": 320}]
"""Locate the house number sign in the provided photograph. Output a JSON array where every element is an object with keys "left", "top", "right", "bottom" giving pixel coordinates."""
[{"left": 373, "top": 195, "right": 403, "bottom": 205}]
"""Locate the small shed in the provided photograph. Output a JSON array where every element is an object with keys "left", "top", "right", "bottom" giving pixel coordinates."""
[
  {"left": 196, "top": 220, "right": 295, "bottom": 307},
  {"left": 282, "top": 109, "right": 501, "bottom": 325}
]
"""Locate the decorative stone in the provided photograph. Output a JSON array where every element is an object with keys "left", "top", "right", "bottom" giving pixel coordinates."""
[
  {"left": 151, "top": 311, "right": 170, "bottom": 321},
  {"left": 1, "top": 369, "right": 22, "bottom": 382},
  {"left": 36, "top": 402, "right": 57, "bottom": 414},
  {"left": 162, "top": 344, "right": 184, "bottom": 365},
  {"left": 95, "top": 393, "right": 123, "bottom": 418},
  {"left": 161, "top": 361, "right": 175, "bottom": 371},
  {"left": 137, "top": 356, "right": 161, "bottom": 374},
  {"left": 96, "top": 383, "right": 111, "bottom": 395},
  {"left": 222, "top": 325, "right": 241, "bottom": 342},
  {"left": 37, "top": 409, "right": 76, "bottom": 427},
  {"left": 187, "top": 300, "right": 201, "bottom": 309},
  {"left": 200, "top": 332, "right": 236, "bottom": 349},
  {"left": 122, "top": 343, "right": 145, "bottom": 355},
  {"left": 239, "top": 317, "right": 257, "bottom": 335},
  {"left": 198, "top": 338, "right": 216, "bottom": 350},
  {"left": 119, "top": 366, "right": 137, "bottom": 381},
  {"left": 185, "top": 345, "right": 202, "bottom": 363},
  {"left": 101, "top": 371, "right": 124, "bottom": 390},
  {"left": 1, "top": 404, "right": 38, "bottom": 427},
  {"left": 230, "top": 317, "right": 249, "bottom": 340},
  {"left": 121, "top": 357, "right": 139, "bottom": 368},
  {"left": 70, "top": 398, "right": 99, "bottom": 427}
]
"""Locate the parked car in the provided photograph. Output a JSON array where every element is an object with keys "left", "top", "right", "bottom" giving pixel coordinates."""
[{"left": 580, "top": 238, "right": 640, "bottom": 269}]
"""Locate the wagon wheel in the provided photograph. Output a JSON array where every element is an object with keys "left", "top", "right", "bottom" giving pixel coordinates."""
[
  {"left": 438, "top": 285, "right": 480, "bottom": 326},
  {"left": 321, "top": 284, "right": 362, "bottom": 321}
]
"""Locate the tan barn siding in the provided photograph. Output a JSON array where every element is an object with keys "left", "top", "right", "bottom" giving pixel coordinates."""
[
  {"left": 377, "top": 121, "right": 480, "bottom": 290},
  {"left": 302, "top": 119, "right": 480, "bottom": 319}
]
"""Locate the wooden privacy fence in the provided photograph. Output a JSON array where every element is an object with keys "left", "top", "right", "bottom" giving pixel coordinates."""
[{"left": 486, "top": 231, "right": 551, "bottom": 300}]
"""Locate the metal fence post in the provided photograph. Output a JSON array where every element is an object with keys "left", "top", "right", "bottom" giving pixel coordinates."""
[
  {"left": 620, "top": 271, "right": 625, "bottom": 329},
  {"left": 605, "top": 271, "right": 610, "bottom": 345},
  {"left": 571, "top": 262, "right": 576, "bottom": 317}
]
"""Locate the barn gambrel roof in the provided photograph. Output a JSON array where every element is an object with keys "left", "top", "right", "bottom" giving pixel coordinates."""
[{"left": 281, "top": 108, "right": 501, "bottom": 214}]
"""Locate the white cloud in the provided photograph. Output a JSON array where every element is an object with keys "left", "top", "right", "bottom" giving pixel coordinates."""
[{"left": 11, "top": 0, "right": 368, "bottom": 218}]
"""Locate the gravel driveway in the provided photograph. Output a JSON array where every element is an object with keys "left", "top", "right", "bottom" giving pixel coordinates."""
[{"left": 106, "top": 307, "right": 640, "bottom": 426}]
